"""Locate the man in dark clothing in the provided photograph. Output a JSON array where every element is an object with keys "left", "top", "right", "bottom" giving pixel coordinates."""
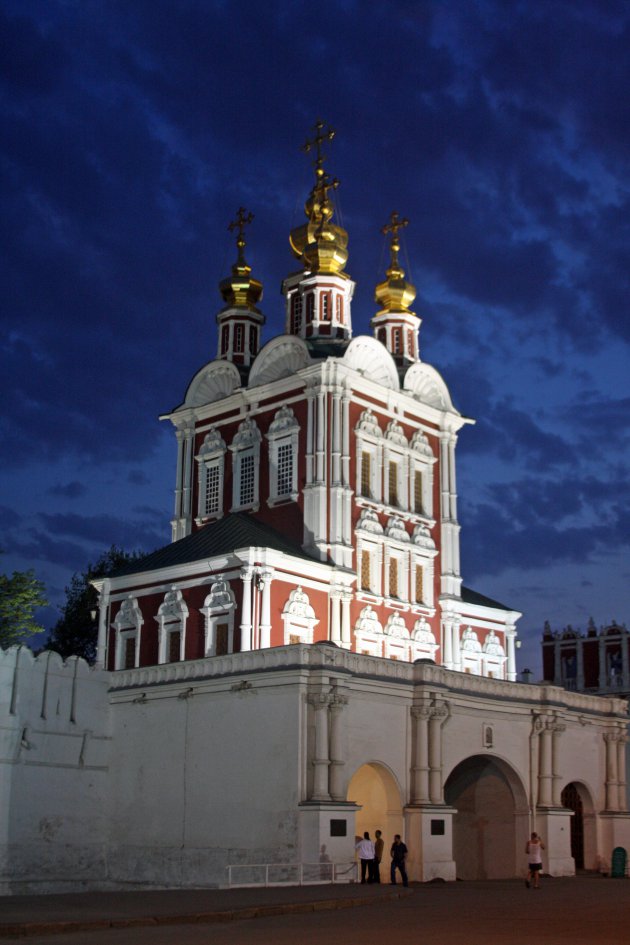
[
  {"left": 390, "top": 834, "right": 409, "bottom": 886},
  {"left": 373, "top": 829, "right": 384, "bottom": 883}
]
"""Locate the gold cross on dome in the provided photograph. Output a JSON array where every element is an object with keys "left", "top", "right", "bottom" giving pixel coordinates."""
[
  {"left": 228, "top": 207, "right": 254, "bottom": 243},
  {"left": 382, "top": 211, "right": 409, "bottom": 240},
  {"left": 302, "top": 119, "right": 336, "bottom": 170}
]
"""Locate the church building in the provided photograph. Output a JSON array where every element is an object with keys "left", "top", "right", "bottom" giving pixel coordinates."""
[{"left": 2, "top": 125, "right": 629, "bottom": 893}]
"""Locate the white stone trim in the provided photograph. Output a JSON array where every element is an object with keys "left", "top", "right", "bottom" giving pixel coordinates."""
[
  {"left": 155, "top": 588, "right": 189, "bottom": 664},
  {"left": 201, "top": 580, "right": 236, "bottom": 656},
  {"left": 281, "top": 586, "right": 319, "bottom": 645}
]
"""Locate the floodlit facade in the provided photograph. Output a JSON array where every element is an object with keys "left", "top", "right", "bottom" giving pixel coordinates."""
[{"left": 2, "top": 127, "right": 629, "bottom": 893}]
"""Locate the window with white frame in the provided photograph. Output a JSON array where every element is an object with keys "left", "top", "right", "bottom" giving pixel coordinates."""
[
  {"left": 266, "top": 406, "right": 299, "bottom": 505},
  {"left": 409, "top": 431, "right": 435, "bottom": 519},
  {"left": 384, "top": 421, "right": 408, "bottom": 512},
  {"left": 230, "top": 416, "right": 261, "bottom": 511},
  {"left": 113, "top": 596, "right": 143, "bottom": 670},
  {"left": 201, "top": 580, "right": 236, "bottom": 656},
  {"left": 355, "top": 409, "right": 383, "bottom": 503},
  {"left": 482, "top": 630, "right": 506, "bottom": 679},
  {"left": 156, "top": 588, "right": 188, "bottom": 664},
  {"left": 460, "top": 627, "right": 482, "bottom": 674},
  {"left": 354, "top": 605, "right": 384, "bottom": 657},
  {"left": 356, "top": 510, "right": 384, "bottom": 598},
  {"left": 281, "top": 586, "right": 318, "bottom": 645},
  {"left": 383, "top": 613, "right": 411, "bottom": 661},
  {"left": 196, "top": 428, "right": 226, "bottom": 522},
  {"left": 411, "top": 617, "right": 439, "bottom": 661}
]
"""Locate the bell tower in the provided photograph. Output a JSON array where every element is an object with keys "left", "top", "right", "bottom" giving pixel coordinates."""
[
  {"left": 282, "top": 121, "right": 355, "bottom": 344},
  {"left": 217, "top": 207, "right": 264, "bottom": 368},
  {"left": 371, "top": 212, "right": 421, "bottom": 366}
]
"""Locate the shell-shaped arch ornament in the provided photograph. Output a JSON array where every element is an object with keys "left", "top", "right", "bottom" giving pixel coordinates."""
[
  {"left": 184, "top": 360, "right": 242, "bottom": 408},
  {"left": 403, "top": 361, "right": 456, "bottom": 412},
  {"left": 248, "top": 335, "right": 312, "bottom": 388},
  {"left": 343, "top": 336, "right": 400, "bottom": 390}
]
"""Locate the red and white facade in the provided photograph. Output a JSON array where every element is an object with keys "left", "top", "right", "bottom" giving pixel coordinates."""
[{"left": 95, "top": 172, "right": 520, "bottom": 679}]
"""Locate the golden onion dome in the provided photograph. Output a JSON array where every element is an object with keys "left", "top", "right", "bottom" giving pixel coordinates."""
[
  {"left": 375, "top": 212, "right": 416, "bottom": 314},
  {"left": 289, "top": 121, "right": 349, "bottom": 276},
  {"left": 219, "top": 207, "right": 263, "bottom": 310}
]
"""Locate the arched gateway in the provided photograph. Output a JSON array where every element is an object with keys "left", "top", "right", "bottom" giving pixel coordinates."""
[
  {"left": 347, "top": 763, "right": 404, "bottom": 842},
  {"left": 445, "top": 755, "right": 529, "bottom": 879}
]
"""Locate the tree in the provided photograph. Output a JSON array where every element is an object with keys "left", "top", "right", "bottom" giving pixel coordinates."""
[
  {"left": 48, "top": 546, "right": 144, "bottom": 663},
  {"left": 0, "top": 568, "right": 48, "bottom": 648}
]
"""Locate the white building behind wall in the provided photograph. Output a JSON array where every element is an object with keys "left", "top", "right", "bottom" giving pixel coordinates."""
[{"left": 2, "top": 128, "right": 629, "bottom": 893}]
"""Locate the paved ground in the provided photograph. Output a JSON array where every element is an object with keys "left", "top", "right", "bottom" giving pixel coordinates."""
[{"left": 1, "top": 875, "right": 629, "bottom": 944}]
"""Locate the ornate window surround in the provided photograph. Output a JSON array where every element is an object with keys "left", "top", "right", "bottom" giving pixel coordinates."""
[
  {"left": 383, "top": 613, "right": 411, "bottom": 661},
  {"left": 411, "top": 617, "right": 439, "bottom": 661},
  {"left": 355, "top": 409, "right": 383, "bottom": 503},
  {"left": 266, "top": 405, "right": 300, "bottom": 506},
  {"left": 281, "top": 586, "right": 318, "bottom": 644},
  {"left": 195, "top": 427, "right": 227, "bottom": 523},
  {"left": 461, "top": 627, "right": 482, "bottom": 675},
  {"left": 354, "top": 605, "right": 384, "bottom": 657},
  {"left": 113, "top": 596, "right": 143, "bottom": 670},
  {"left": 230, "top": 416, "right": 262, "bottom": 512},
  {"left": 201, "top": 580, "right": 236, "bottom": 656},
  {"left": 156, "top": 587, "right": 189, "bottom": 664}
]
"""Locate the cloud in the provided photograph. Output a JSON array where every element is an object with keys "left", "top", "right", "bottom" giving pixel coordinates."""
[{"left": 47, "top": 481, "right": 86, "bottom": 499}]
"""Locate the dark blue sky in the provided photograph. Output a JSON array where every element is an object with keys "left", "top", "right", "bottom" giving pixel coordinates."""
[{"left": 2, "top": 0, "right": 629, "bottom": 675}]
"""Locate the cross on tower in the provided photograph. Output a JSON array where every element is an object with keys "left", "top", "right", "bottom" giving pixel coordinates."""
[
  {"left": 302, "top": 119, "right": 336, "bottom": 172},
  {"left": 228, "top": 207, "right": 254, "bottom": 246},
  {"left": 382, "top": 211, "right": 409, "bottom": 241}
]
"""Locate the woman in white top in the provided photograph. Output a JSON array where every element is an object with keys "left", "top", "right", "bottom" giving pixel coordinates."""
[
  {"left": 525, "top": 832, "right": 545, "bottom": 888},
  {"left": 356, "top": 832, "right": 376, "bottom": 884}
]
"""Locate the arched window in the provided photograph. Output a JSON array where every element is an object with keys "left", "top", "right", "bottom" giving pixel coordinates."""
[
  {"left": 354, "top": 605, "right": 384, "bottom": 657},
  {"left": 281, "top": 586, "right": 318, "bottom": 644},
  {"left": 411, "top": 617, "right": 439, "bottom": 662},
  {"left": 383, "top": 613, "right": 410, "bottom": 661},
  {"left": 230, "top": 417, "right": 262, "bottom": 511},
  {"left": 156, "top": 588, "right": 188, "bottom": 664},
  {"left": 266, "top": 406, "right": 299, "bottom": 505},
  {"left": 201, "top": 580, "right": 236, "bottom": 656},
  {"left": 113, "top": 596, "right": 143, "bottom": 670},
  {"left": 196, "top": 427, "right": 226, "bottom": 522}
]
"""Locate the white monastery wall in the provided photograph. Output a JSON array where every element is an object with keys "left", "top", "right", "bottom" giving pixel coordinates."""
[
  {"left": 2, "top": 642, "right": 629, "bottom": 892},
  {"left": 0, "top": 646, "right": 111, "bottom": 894}
]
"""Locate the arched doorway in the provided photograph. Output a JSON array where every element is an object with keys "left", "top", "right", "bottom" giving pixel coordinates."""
[
  {"left": 347, "top": 763, "right": 403, "bottom": 843},
  {"left": 444, "top": 755, "right": 529, "bottom": 880},
  {"left": 560, "top": 781, "right": 596, "bottom": 870}
]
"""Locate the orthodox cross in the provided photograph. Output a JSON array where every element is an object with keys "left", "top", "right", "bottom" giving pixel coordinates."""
[
  {"left": 302, "top": 119, "right": 336, "bottom": 172},
  {"left": 382, "top": 212, "right": 409, "bottom": 269},
  {"left": 228, "top": 207, "right": 254, "bottom": 244},
  {"left": 382, "top": 211, "right": 409, "bottom": 241}
]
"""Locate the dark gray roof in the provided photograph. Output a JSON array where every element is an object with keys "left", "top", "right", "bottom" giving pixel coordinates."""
[
  {"left": 111, "top": 512, "right": 318, "bottom": 577},
  {"left": 461, "top": 585, "right": 514, "bottom": 612}
]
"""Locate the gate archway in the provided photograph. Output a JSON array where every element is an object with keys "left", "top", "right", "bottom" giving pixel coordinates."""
[
  {"left": 444, "top": 755, "right": 529, "bottom": 879},
  {"left": 347, "top": 763, "right": 403, "bottom": 843},
  {"left": 561, "top": 780, "right": 596, "bottom": 870}
]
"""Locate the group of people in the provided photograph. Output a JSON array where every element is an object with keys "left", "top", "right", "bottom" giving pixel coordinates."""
[{"left": 355, "top": 831, "right": 408, "bottom": 887}]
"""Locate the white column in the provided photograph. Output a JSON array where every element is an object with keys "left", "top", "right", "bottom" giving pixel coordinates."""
[
  {"left": 605, "top": 732, "right": 620, "bottom": 811},
  {"left": 428, "top": 703, "right": 449, "bottom": 804},
  {"left": 173, "top": 428, "right": 185, "bottom": 532},
  {"left": 316, "top": 389, "right": 326, "bottom": 483},
  {"left": 330, "top": 591, "right": 341, "bottom": 645},
  {"left": 239, "top": 568, "right": 253, "bottom": 651},
  {"left": 309, "top": 692, "right": 331, "bottom": 801},
  {"left": 329, "top": 690, "right": 348, "bottom": 801},
  {"left": 506, "top": 626, "right": 517, "bottom": 681},
  {"left": 259, "top": 569, "right": 273, "bottom": 649},
  {"left": 550, "top": 720, "right": 566, "bottom": 807},
  {"left": 305, "top": 391, "right": 315, "bottom": 485},
  {"left": 181, "top": 425, "right": 194, "bottom": 525},
  {"left": 442, "top": 619, "right": 453, "bottom": 669},
  {"left": 410, "top": 706, "right": 430, "bottom": 804},
  {"left": 538, "top": 723, "right": 553, "bottom": 807},
  {"left": 617, "top": 733, "right": 628, "bottom": 811},
  {"left": 452, "top": 617, "right": 461, "bottom": 672},
  {"left": 341, "top": 594, "right": 352, "bottom": 649}
]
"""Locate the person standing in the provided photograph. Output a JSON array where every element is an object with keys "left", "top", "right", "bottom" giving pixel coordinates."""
[
  {"left": 390, "top": 834, "right": 409, "bottom": 886},
  {"left": 525, "top": 832, "right": 545, "bottom": 888},
  {"left": 356, "top": 831, "right": 375, "bottom": 884},
  {"left": 373, "top": 830, "right": 384, "bottom": 883}
]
